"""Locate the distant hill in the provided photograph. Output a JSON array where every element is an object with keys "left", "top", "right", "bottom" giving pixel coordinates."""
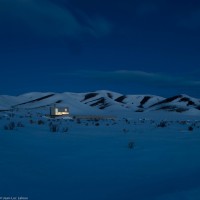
[{"left": 1, "top": 90, "right": 200, "bottom": 116}]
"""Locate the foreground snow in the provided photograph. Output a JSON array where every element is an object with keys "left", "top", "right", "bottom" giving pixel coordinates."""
[{"left": 0, "top": 112, "right": 200, "bottom": 200}]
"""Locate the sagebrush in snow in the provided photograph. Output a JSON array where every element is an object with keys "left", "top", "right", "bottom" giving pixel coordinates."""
[
  {"left": 4, "top": 121, "right": 15, "bottom": 130},
  {"left": 17, "top": 122, "right": 24, "bottom": 127},
  {"left": 49, "top": 123, "right": 59, "bottom": 132},
  {"left": 188, "top": 126, "right": 193, "bottom": 131},
  {"left": 157, "top": 121, "right": 167, "bottom": 128},
  {"left": 128, "top": 141, "right": 135, "bottom": 149},
  {"left": 62, "top": 127, "right": 69, "bottom": 133},
  {"left": 38, "top": 120, "right": 45, "bottom": 125}
]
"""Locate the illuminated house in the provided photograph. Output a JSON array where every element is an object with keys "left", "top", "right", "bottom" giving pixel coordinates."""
[{"left": 50, "top": 106, "right": 69, "bottom": 116}]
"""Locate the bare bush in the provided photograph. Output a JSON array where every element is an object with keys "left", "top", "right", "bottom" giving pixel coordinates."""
[
  {"left": 157, "top": 121, "right": 167, "bottom": 128},
  {"left": 29, "top": 119, "right": 34, "bottom": 124},
  {"left": 128, "top": 141, "right": 135, "bottom": 149},
  {"left": 49, "top": 123, "right": 59, "bottom": 132},
  {"left": 4, "top": 122, "right": 15, "bottom": 130},
  {"left": 124, "top": 118, "right": 130, "bottom": 124},
  {"left": 95, "top": 123, "right": 100, "bottom": 126},
  {"left": 62, "top": 127, "right": 69, "bottom": 133},
  {"left": 188, "top": 126, "right": 193, "bottom": 131},
  {"left": 38, "top": 120, "right": 45, "bottom": 125},
  {"left": 17, "top": 122, "right": 24, "bottom": 127}
]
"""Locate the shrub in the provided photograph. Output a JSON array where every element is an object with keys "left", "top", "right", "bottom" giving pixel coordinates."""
[
  {"left": 157, "top": 121, "right": 167, "bottom": 128},
  {"left": 38, "top": 120, "right": 45, "bottom": 125},
  {"left": 49, "top": 123, "right": 59, "bottom": 132},
  {"left": 62, "top": 127, "right": 69, "bottom": 133},
  {"left": 188, "top": 126, "right": 193, "bottom": 131},
  {"left": 180, "top": 121, "right": 187, "bottom": 125},
  {"left": 95, "top": 123, "right": 100, "bottom": 126},
  {"left": 128, "top": 141, "right": 135, "bottom": 149},
  {"left": 4, "top": 122, "right": 15, "bottom": 130},
  {"left": 17, "top": 122, "right": 24, "bottom": 127},
  {"left": 124, "top": 118, "right": 130, "bottom": 124},
  {"left": 29, "top": 119, "right": 34, "bottom": 124}
]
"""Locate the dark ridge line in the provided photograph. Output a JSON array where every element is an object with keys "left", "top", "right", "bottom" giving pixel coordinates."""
[
  {"left": 14, "top": 101, "right": 60, "bottom": 110},
  {"left": 83, "top": 97, "right": 103, "bottom": 104},
  {"left": 90, "top": 97, "right": 110, "bottom": 109},
  {"left": 139, "top": 96, "right": 152, "bottom": 108},
  {"left": 156, "top": 105, "right": 188, "bottom": 113},
  {"left": 179, "top": 97, "right": 196, "bottom": 106},
  {"left": 99, "top": 104, "right": 110, "bottom": 109},
  {"left": 149, "top": 95, "right": 182, "bottom": 108},
  {"left": 55, "top": 100, "right": 62, "bottom": 103},
  {"left": 115, "top": 95, "right": 127, "bottom": 103},
  {"left": 81, "top": 93, "right": 98, "bottom": 102},
  {"left": 196, "top": 106, "right": 200, "bottom": 110},
  {"left": 13, "top": 94, "right": 55, "bottom": 107},
  {"left": 107, "top": 93, "right": 113, "bottom": 99}
]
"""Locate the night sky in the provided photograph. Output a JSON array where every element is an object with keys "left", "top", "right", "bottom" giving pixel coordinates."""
[{"left": 1, "top": 0, "right": 200, "bottom": 97}]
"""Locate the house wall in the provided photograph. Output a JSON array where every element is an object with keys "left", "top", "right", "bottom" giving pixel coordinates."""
[
  {"left": 50, "top": 107, "right": 69, "bottom": 116},
  {"left": 50, "top": 107, "right": 56, "bottom": 115}
]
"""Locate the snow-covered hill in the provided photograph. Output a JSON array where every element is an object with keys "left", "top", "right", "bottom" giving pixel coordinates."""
[{"left": 0, "top": 90, "right": 200, "bottom": 116}]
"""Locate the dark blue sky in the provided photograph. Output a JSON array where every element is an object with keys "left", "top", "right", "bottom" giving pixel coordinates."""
[{"left": 1, "top": 0, "right": 200, "bottom": 97}]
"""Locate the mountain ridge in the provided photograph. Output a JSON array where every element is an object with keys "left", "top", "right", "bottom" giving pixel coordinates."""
[{"left": 0, "top": 90, "right": 200, "bottom": 116}]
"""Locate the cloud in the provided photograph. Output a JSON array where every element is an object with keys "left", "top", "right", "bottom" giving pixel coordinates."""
[
  {"left": 178, "top": 9, "right": 200, "bottom": 29},
  {"left": 85, "top": 17, "right": 113, "bottom": 38},
  {"left": 0, "top": 0, "right": 113, "bottom": 39},
  {"left": 61, "top": 70, "right": 200, "bottom": 88}
]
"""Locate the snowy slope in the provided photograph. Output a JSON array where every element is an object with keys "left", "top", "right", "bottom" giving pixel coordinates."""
[
  {"left": 149, "top": 94, "right": 200, "bottom": 112},
  {"left": 0, "top": 91, "right": 200, "bottom": 116}
]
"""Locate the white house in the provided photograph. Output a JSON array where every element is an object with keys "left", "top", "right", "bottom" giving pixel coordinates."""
[{"left": 50, "top": 106, "right": 69, "bottom": 116}]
